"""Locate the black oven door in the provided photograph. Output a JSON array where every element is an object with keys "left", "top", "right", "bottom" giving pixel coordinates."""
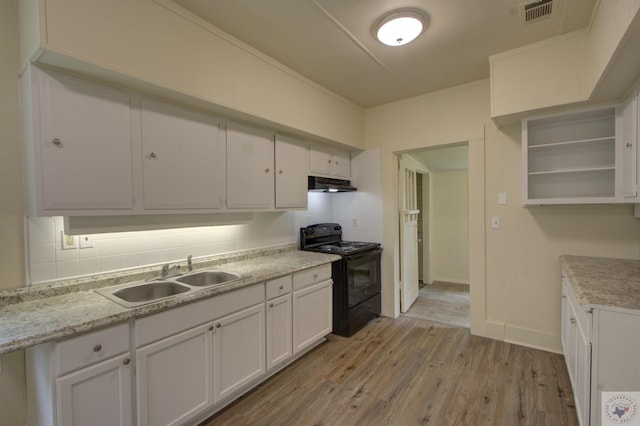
[{"left": 345, "top": 249, "right": 381, "bottom": 308}]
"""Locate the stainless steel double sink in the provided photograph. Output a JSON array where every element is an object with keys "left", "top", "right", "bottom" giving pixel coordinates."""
[{"left": 96, "top": 270, "right": 248, "bottom": 308}]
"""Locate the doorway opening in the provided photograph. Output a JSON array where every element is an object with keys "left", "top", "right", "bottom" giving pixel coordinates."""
[{"left": 397, "top": 142, "right": 470, "bottom": 328}]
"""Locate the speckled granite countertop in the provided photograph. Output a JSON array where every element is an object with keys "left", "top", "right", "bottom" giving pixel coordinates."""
[
  {"left": 560, "top": 255, "right": 640, "bottom": 312},
  {"left": 0, "top": 245, "right": 339, "bottom": 355}
]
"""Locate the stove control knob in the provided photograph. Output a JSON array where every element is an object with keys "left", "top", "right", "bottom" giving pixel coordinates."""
[{"left": 334, "top": 225, "right": 341, "bottom": 231}]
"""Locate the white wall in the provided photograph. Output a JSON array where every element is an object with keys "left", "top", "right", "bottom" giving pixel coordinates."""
[
  {"left": 430, "top": 170, "right": 469, "bottom": 285},
  {"left": 0, "top": 1, "right": 27, "bottom": 424},
  {"left": 364, "top": 78, "right": 640, "bottom": 352}
]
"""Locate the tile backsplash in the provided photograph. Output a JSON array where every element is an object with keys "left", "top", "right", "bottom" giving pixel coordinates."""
[{"left": 26, "top": 205, "right": 329, "bottom": 284}]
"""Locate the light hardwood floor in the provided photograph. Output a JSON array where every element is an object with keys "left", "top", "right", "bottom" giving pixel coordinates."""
[
  {"left": 403, "top": 282, "right": 470, "bottom": 328},
  {"left": 202, "top": 317, "right": 577, "bottom": 426}
]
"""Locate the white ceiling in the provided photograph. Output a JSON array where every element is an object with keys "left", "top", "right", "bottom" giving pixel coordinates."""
[{"left": 175, "top": 0, "right": 597, "bottom": 108}]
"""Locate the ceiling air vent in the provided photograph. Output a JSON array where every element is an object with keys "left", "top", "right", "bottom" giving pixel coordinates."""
[{"left": 520, "top": 0, "right": 555, "bottom": 24}]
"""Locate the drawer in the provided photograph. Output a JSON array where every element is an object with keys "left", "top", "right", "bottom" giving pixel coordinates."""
[
  {"left": 135, "top": 283, "right": 265, "bottom": 347},
  {"left": 57, "top": 322, "right": 130, "bottom": 376},
  {"left": 293, "top": 264, "right": 331, "bottom": 291},
  {"left": 266, "top": 275, "right": 292, "bottom": 299}
]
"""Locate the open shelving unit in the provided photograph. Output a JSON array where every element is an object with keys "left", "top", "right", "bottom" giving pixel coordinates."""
[{"left": 522, "top": 107, "right": 619, "bottom": 204}]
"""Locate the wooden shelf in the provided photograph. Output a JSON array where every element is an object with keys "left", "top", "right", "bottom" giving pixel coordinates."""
[{"left": 522, "top": 106, "right": 619, "bottom": 204}]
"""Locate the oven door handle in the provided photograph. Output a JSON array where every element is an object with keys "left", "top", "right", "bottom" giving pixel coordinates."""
[{"left": 347, "top": 248, "right": 382, "bottom": 261}]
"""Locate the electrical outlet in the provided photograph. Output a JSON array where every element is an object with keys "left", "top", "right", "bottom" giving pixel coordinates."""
[
  {"left": 61, "top": 231, "right": 78, "bottom": 250},
  {"left": 79, "top": 235, "right": 94, "bottom": 249},
  {"left": 352, "top": 218, "right": 358, "bottom": 227},
  {"left": 491, "top": 216, "right": 501, "bottom": 229}
]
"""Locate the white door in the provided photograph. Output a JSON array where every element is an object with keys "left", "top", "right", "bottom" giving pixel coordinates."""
[
  {"left": 140, "top": 98, "right": 225, "bottom": 210},
  {"left": 292, "top": 280, "right": 332, "bottom": 354},
  {"left": 56, "top": 353, "right": 133, "bottom": 426},
  {"left": 136, "top": 323, "right": 214, "bottom": 426},
  {"left": 275, "top": 135, "right": 308, "bottom": 208},
  {"left": 399, "top": 155, "right": 420, "bottom": 313},
  {"left": 266, "top": 294, "right": 293, "bottom": 369},
  {"left": 214, "top": 303, "right": 266, "bottom": 401},
  {"left": 39, "top": 68, "right": 134, "bottom": 211},
  {"left": 226, "top": 122, "right": 274, "bottom": 209}
]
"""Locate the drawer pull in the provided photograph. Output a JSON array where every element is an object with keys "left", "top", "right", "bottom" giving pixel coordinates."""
[
  {"left": 93, "top": 344, "right": 102, "bottom": 352},
  {"left": 52, "top": 138, "right": 63, "bottom": 147},
  {"left": 123, "top": 358, "right": 131, "bottom": 365}
]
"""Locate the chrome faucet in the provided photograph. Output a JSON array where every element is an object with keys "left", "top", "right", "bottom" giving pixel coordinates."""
[
  {"left": 187, "top": 255, "right": 193, "bottom": 273},
  {"left": 160, "top": 263, "right": 180, "bottom": 279}
]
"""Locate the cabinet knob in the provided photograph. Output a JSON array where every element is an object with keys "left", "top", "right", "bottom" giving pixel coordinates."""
[
  {"left": 209, "top": 325, "right": 214, "bottom": 331},
  {"left": 627, "top": 142, "right": 633, "bottom": 148},
  {"left": 216, "top": 323, "right": 221, "bottom": 328},
  {"left": 52, "top": 138, "right": 63, "bottom": 147},
  {"left": 149, "top": 152, "right": 157, "bottom": 159},
  {"left": 279, "top": 285, "right": 284, "bottom": 290},
  {"left": 570, "top": 317, "right": 576, "bottom": 325},
  {"left": 335, "top": 161, "right": 339, "bottom": 165},
  {"left": 93, "top": 344, "right": 102, "bottom": 352},
  {"left": 123, "top": 358, "right": 131, "bottom": 365},
  {"left": 265, "top": 168, "right": 270, "bottom": 173},
  {"left": 269, "top": 303, "right": 274, "bottom": 308},
  {"left": 279, "top": 170, "right": 283, "bottom": 174},
  {"left": 327, "top": 159, "right": 332, "bottom": 164}
]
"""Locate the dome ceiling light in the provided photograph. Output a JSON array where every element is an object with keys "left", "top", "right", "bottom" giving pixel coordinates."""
[{"left": 375, "top": 10, "right": 425, "bottom": 47}]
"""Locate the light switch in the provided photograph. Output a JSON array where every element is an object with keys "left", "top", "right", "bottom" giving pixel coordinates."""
[
  {"left": 61, "top": 231, "right": 77, "bottom": 250},
  {"left": 498, "top": 192, "right": 507, "bottom": 205}
]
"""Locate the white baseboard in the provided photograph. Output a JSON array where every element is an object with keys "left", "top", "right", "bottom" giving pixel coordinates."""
[
  {"left": 504, "top": 324, "right": 562, "bottom": 354},
  {"left": 431, "top": 277, "right": 470, "bottom": 285}
]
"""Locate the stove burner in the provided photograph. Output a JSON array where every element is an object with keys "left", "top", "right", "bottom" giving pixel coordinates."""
[{"left": 299, "top": 223, "right": 380, "bottom": 256}]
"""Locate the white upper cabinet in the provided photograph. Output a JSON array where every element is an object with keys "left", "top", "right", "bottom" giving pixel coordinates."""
[
  {"left": 226, "top": 122, "right": 275, "bottom": 209},
  {"left": 620, "top": 87, "right": 639, "bottom": 201},
  {"left": 23, "top": 66, "right": 134, "bottom": 215},
  {"left": 140, "top": 98, "right": 225, "bottom": 210},
  {"left": 309, "top": 143, "right": 351, "bottom": 179},
  {"left": 275, "top": 135, "right": 308, "bottom": 209},
  {"left": 522, "top": 106, "right": 621, "bottom": 205}
]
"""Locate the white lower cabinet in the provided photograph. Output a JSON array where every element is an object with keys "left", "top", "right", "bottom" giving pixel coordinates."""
[
  {"left": 561, "top": 269, "right": 640, "bottom": 425},
  {"left": 136, "top": 323, "right": 214, "bottom": 426},
  {"left": 56, "top": 353, "right": 133, "bottom": 426},
  {"left": 215, "top": 303, "right": 266, "bottom": 401},
  {"left": 27, "top": 266, "right": 334, "bottom": 426},
  {"left": 266, "top": 276, "right": 293, "bottom": 370},
  {"left": 26, "top": 323, "right": 133, "bottom": 426},
  {"left": 292, "top": 265, "right": 333, "bottom": 355}
]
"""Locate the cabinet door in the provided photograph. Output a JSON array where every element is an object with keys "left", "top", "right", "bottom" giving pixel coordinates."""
[
  {"left": 226, "top": 122, "right": 274, "bottom": 209},
  {"left": 275, "top": 135, "right": 308, "bottom": 209},
  {"left": 215, "top": 303, "right": 266, "bottom": 401},
  {"left": 266, "top": 294, "right": 292, "bottom": 369},
  {"left": 309, "top": 144, "right": 333, "bottom": 177},
  {"left": 56, "top": 353, "right": 133, "bottom": 426},
  {"left": 620, "top": 89, "right": 639, "bottom": 199},
  {"left": 141, "top": 98, "right": 225, "bottom": 210},
  {"left": 136, "top": 323, "right": 214, "bottom": 426},
  {"left": 575, "top": 326, "right": 591, "bottom": 426},
  {"left": 38, "top": 68, "right": 134, "bottom": 211},
  {"left": 292, "top": 280, "right": 332, "bottom": 355},
  {"left": 332, "top": 149, "right": 351, "bottom": 179}
]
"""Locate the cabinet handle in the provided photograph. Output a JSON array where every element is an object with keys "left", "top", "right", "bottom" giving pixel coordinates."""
[
  {"left": 123, "top": 358, "right": 131, "bottom": 365},
  {"left": 93, "top": 344, "right": 102, "bottom": 352},
  {"left": 269, "top": 303, "right": 274, "bottom": 308},
  {"left": 627, "top": 142, "right": 633, "bottom": 148},
  {"left": 52, "top": 138, "right": 63, "bottom": 147},
  {"left": 149, "top": 152, "right": 157, "bottom": 159},
  {"left": 570, "top": 317, "right": 576, "bottom": 325}
]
